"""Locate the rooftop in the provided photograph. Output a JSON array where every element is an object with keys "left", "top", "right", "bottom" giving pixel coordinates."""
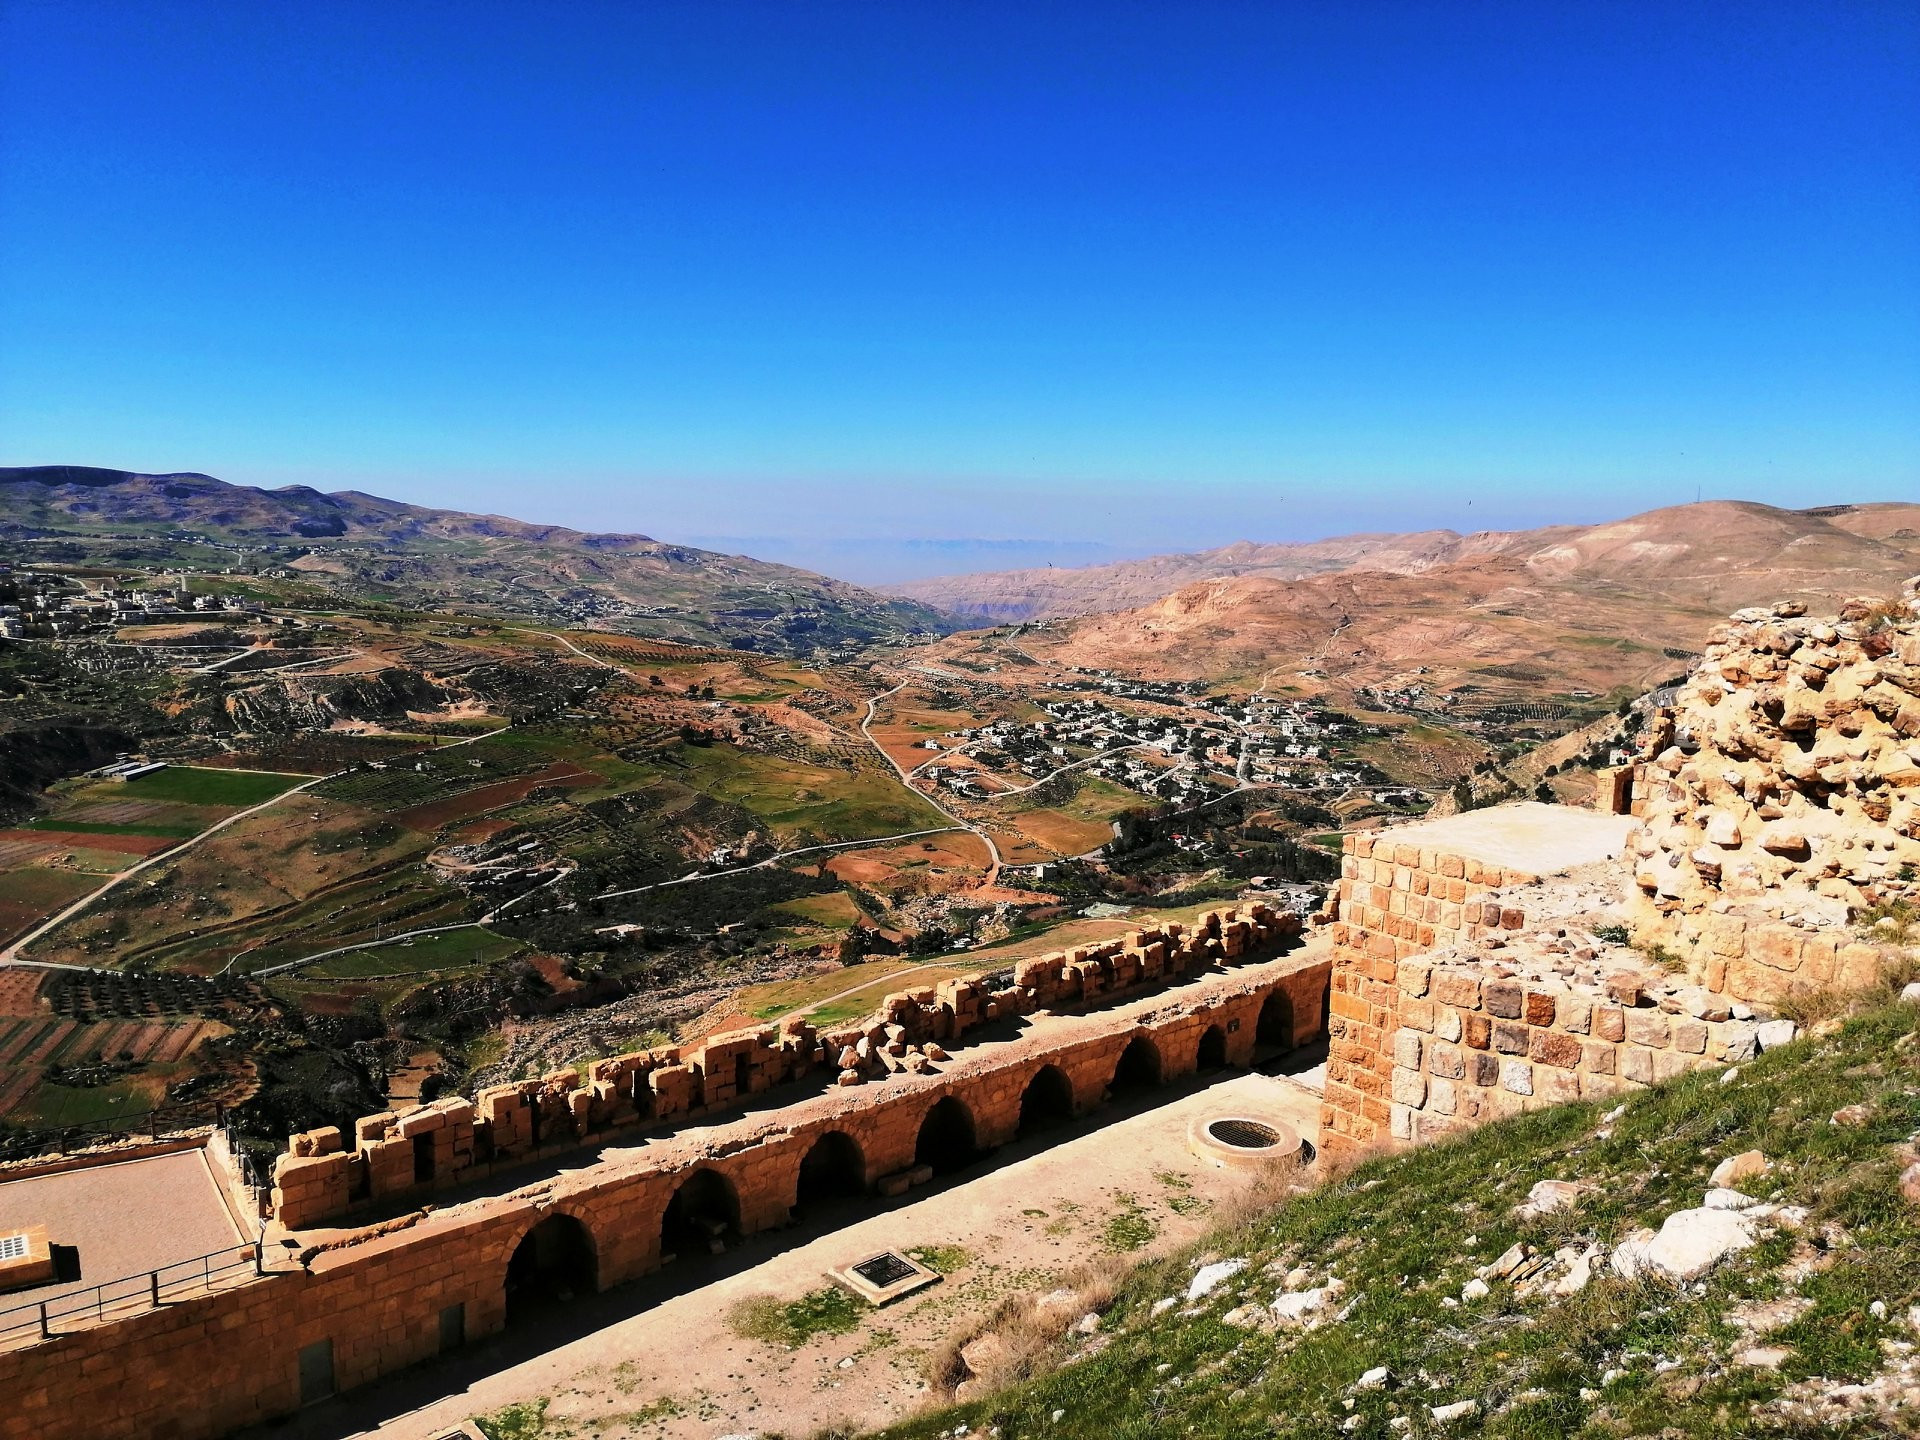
[
  {"left": 0, "top": 1146, "right": 246, "bottom": 1306},
  {"left": 1367, "top": 802, "right": 1638, "bottom": 879}
]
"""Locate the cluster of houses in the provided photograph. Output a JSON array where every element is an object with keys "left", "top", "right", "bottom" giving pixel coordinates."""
[{"left": 0, "top": 566, "right": 266, "bottom": 640}]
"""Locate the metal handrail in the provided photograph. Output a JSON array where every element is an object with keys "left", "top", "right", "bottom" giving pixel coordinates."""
[
  {"left": 0, "top": 1100, "right": 227, "bottom": 1159},
  {"left": 0, "top": 1239, "right": 264, "bottom": 1347}
]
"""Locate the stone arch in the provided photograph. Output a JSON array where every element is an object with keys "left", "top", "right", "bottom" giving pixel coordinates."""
[
  {"left": 1257, "top": 988, "right": 1295, "bottom": 1052},
  {"left": 504, "top": 1211, "right": 597, "bottom": 1322},
  {"left": 914, "top": 1094, "right": 979, "bottom": 1176},
  {"left": 1196, "top": 1023, "right": 1228, "bottom": 1070},
  {"left": 794, "top": 1129, "right": 867, "bottom": 1213},
  {"left": 661, "top": 1167, "right": 740, "bottom": 1260},
  {"left": 1017, "top": 1064, "right": 1075, "bottom": 1136},
  {"left": 1108, "top": 1032, "right": 1162, "bottom": 1095}
]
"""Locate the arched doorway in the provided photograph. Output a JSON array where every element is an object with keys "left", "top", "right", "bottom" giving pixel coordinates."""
[
  {"left": 1108, "top": 1034, "right": 1162, "bottom": 1095},
  {"left": 1257, "top": 990, "right": 1295, "bottom": 1053},
  {"left": 661, "top": 1168, "right": 740, "bottom": 1260},
  {"left": 1017, "top": 1065, "right": 1075, "bottom": 1136},
  {"left": 914, "top": 1095, "right": 978, "bottom": 1176},
  {"left": 1196, "top": 1024, "right": 1228, "bottom": 1070},
  {"left": 795, "top": 1130, "right": 866, "bottom": 1213},
  {"left": 504, "top": 1213, "right": 596, "bottom": 1322}
]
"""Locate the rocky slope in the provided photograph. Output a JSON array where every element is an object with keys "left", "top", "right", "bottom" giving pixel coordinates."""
[
  {"left": 0, "top": 465, "right": 952, "bottom": 653},
  {"left": 976, "top": 504, "right": 1920, "bottom": 704},
  {"left": 891, "top": 500, "right": 1920, "bottom": 623},
  {"left": 877, "top": 994, "right": 1920, "bottom": 1440}
]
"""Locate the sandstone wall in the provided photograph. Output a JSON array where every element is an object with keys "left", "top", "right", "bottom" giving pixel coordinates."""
[
  {"left": 3, "top": 945, "right": 1328, "bottom": 1440},
  {"left": 276, "top": 904, "right": 1299, "bottom": 1229}
]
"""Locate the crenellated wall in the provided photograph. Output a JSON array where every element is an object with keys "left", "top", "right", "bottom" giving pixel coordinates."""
[{"left": 275, "top": 904, "right": 1299, "bottom": 1228}]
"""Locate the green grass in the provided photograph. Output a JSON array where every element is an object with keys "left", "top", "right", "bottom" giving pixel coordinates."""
[
  {"left": 909, "top": 1244, "right": 973, "bottom": 1274},
  {"left": 301, "top": 926, "right": 527, "bottom": 977},
  {"left": 473, "top": 1397, "right": 553, "bottom": 1440},
  {"left": 15, "top": 1077, "right": 157, "bottom": 1128},
  {"left": 875, "top": 997, "right": 1920, "bottom": 1440},
  {"left": 728, "top": 1286, "right": 866, "bottom": 1347},
  {"left": 119, "top": 767, "right": 305, "bottom": 807},
  {"left": 20, "top": 818, "right": 206, "bottom": 838}
]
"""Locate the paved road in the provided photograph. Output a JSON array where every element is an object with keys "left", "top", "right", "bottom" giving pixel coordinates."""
[{"left": 861, "top": 678, "right": 1005, "bottom": 880}]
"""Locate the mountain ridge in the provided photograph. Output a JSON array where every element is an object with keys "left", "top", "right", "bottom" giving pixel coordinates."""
[
  {"left": 886, "top": 499, "right": 1920, "bottom": 622},
  {"left": 0, "top": 464, "right": 953, "bottom": 652}
]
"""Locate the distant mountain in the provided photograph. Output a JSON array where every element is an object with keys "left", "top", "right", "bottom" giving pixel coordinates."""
[
  {"left": 0, "top": 465, "right": 953, "bottom": 652},
  {"left": 887, "top": 500, "right": 1920, "bottom": 623},
  {"left": 937, "top": 501, "right": 1920, "bottom": 703}
]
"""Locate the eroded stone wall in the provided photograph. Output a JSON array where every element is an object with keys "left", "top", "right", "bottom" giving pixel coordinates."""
[
  {"left": 1624, "top": 589, "right": 1920, "bottom": 1001},
  {"left": 276, "top": 904, "right": 1299, "bottom": 1228}
]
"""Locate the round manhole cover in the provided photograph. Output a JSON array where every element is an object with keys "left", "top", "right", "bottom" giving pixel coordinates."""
[{"left": 1206, "top": 1118, "right": 1283, "bottom": 1150}]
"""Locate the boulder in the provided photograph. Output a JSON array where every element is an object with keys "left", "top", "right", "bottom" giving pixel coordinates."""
[
  {"left": 1709, "top": 1150, "right": 1768, "bottom": 1188},
  {"left": 1612, "top": 1208, "right": 1756, "bottom": 1280},
  {"left": 1186, "top": 1258, "right": 1246, "bottom": 1301}
]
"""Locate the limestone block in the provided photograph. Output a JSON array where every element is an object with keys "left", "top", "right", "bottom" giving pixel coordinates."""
[
  {"left": 1392, "top": 1031, "right": 1424, "bottom": 1071},
  {"left": 1595, "top": 1006, "right": 1626, "bottom": 1043},
  {"left": 1558, "top": 996, "right": 1592, "bottom": 1035},
  {"left": 1492, "top": 1022, "right": 1531, "bottom": 1056},
  {"left": 1391, "top": 1067, "right": 1427, "bottom": 1108},
  {"left": 1499, "top": 1060, "right": 1533, "bottom": 1096},
  {"left": 1428, "top": 1043, "right": 1465, "bottom": 1080},
  {"left": 1436, "top": 1007, "right": 1463, "bottom": 1043},
  {"left": 1624, "top": 1010, "right": 1669, "bottom": 1048},
  {"left": 1470, "top": 1052, "right": 1500, "bottom": 1087}
]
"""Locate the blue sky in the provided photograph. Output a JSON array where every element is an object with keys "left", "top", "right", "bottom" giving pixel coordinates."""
[{"left": 1, "top": 2, "right": 1915, "bottom": 579}]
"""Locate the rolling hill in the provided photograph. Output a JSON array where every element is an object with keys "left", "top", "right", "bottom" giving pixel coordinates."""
[
  {"left": 0, "top": 465, "right": 952, "bottom": 652},
  {"left": 927, "top": 501, "right": 1920, "bottom": 706},
  {"left": 889, "top": 500, "right": 1920, "bottom": 623}
]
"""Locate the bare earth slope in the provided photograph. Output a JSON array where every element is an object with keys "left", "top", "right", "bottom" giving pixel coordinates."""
[
  {"left": 0, "top": 466, "right": 951, "bottom": 652},
  {"left": 980, "top": 502, "right": 1920, "bottom": 704},
  {"left": 891, "top": 500, "right": 1920, "bottom": 623}
]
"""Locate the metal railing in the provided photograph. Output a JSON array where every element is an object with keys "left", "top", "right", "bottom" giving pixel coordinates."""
[
  {"left": 0, "top": 1101, "right": 226, "bottom": 1162},
  {"left": 0, "top": 1240, "right": 263, "bottom": 1348}
]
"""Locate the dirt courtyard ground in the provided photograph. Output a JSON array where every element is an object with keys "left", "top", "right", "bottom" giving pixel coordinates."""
[{"left": 257, "top": 1061, "right": 1326, "bottom": 1440}]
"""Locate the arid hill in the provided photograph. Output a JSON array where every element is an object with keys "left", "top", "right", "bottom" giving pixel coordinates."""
[
  {"left": 890, "top": 500, "right": 1920, "bottom": 623},
  {"left": 978, "top": 502, "right": 1920, "bottom": 705},
  {"left": 0, "top": 465, "right": 950, "bottom": 652}
]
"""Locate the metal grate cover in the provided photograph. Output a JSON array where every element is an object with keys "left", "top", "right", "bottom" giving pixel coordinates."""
[
  {"left": 1206, "top": 1118, "right": 1283, "bottom": 1150},
  {"left": 851, "top": 1252, "right": 920, "bottom": 1288}
]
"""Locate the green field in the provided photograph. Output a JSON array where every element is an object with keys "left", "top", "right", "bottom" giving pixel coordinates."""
[
  {"left": 21, "top": 817, "right": 207, "bottom": 838},
  {"left": 674, "top": 745, "right": 948, "bottom": 844},
  {"left": 301, "top": 927, "right": 528, "bottom": 978},
  {"left": 120, "top": 767, "right": 306, "bottom": 807}
]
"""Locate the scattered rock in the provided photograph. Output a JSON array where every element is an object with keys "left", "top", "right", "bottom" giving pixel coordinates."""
[
  {"left": 1186, "top": 1259, "right": 1246, "bottom": 1301},
  {"left": 1461, "top": 1277, "right": 1490, "bottom": 1301},
  {"left": 1515, "top": 1179, "right": 1586, "bottom": 1217},
  {"left": 1831, "top": 1103, "right": 1873, "bottom": 1127},
  {"left": 1734, "top": 1346, "right": 1792, "bottom": 1369},
  {"left": 1355, "top": 1366, "right": 1393, "bottom": 1391},
  {"left": 1613, "top": 1207, "right": 1756, "bottom": 1280},
  {"left": 1430, "top": 1399, "right": 1479, "bottom": 1424},
  {"left": 1704, "top": 1187, "right": 1759, "bottom": 1210},
  {"left": 1756, "top": 1019, "right": 1799, "bottom": 1051},
  {"left": 1709, "top": 1150, "right": 1768, "bottom": 1188}
]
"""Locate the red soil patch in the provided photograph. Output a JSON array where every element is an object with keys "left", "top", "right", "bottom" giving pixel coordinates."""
[
  {"left": 450, "top": 818, "right": 518, "bottom": 844},
  {"left": 396, "top": 762, "right": 599, "bottom": 831},
  {"left": 0, "top": 828, "right": 177, "bottom": 856},
  {"left": 0, "top": 968, "right": 46, "bottom": 1017}
]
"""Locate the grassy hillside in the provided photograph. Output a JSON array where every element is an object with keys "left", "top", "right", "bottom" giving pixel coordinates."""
[{"left": 876, "top": 997, "right": 1920, "bottom": 1440}]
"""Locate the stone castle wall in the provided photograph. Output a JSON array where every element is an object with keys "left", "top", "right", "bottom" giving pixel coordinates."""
[
  {"left": 4, "top": 925, "right": 1328, "bottom": 1440},
  {"left": 276, "top": 904, "right": 1299, "bottom": 1228}
]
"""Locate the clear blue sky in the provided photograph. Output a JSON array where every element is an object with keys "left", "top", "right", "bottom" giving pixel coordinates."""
[{"left": 2, "top": 1, "right": 1915, "bottom": 576}]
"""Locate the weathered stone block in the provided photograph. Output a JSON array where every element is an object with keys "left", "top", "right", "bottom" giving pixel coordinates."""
[
  {"left": 1464, "top": 1013, "right": 1491, "bottom": 1050},
  {"left": 1500, "top": 1060, "right": 1533, "bottom": 1096},
  {"left": 1530, "top": 1030, "right": 1582, "bottom": 1069},
  {"left": 1596, "top": 1006, "right": 1626, "bottom": 1043},
  {"left": 1428, "top": 1043, "right": 1465, "bottom": 1080},
  {"left": 1484, "top": 981, "right": 1524, "bottom": 1019},
  {"left": 1524, "top": 992, "right": 1557, "bottom": 1027},
  {"left": 1493, "top": 1021, "right": 1531, "bottom": 1055},
  {"left": 1624, "top": 1010, "right": 1669, "bottom": 1048}
]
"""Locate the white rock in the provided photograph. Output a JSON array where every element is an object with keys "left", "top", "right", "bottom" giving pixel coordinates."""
[
  {"left": 1902, "top": 982, "right": 1920, "bottom": 1004},
  {"left": 1614, "top": 1208, "right": 1756, "bottom": 1280},
  {"left": 1756, "top": 1019, "right": 1799, "bottom": 1051},
  {"left": 1553, "top": 1248, "right": 1598, "bottom": 1295},
  {"left": 1430, "top": 1399, "right": 1479, "bottom": 1424},
  {"left": 1704, "top": 1187, "right": 1759, "bottom": 1210},
  {"left": 1272, "top": 1286, "right": 1337, "bottom": 1325},
  {"left": 1150, "top": 1297, "right": 1177, "bottom": 1317},
  {"left": 1050, "top": 1410, "right": 1066, "bottom": 1424},
  {"left": 1186, "top": 1259, "right": 1246, "bottom": 1301},
  {"left": 1517, "top": 1179, "right": 1585, "bottom": 1216},
  {"left": 1073, "top": 1311, "right": 1101, "bottom": 1334},
  {"left": 1461, "top": 1277, "right": 1491, "bottom": 1301},
  {"left": 1355, "top": 1366, "right": 1392, "bottom": 1391},
  {"left": 1871, "top": 1300, "right": 1889, "bottom": 1320},
  {"left": 1709, "top": 1150, "right": 1768, "bottom": 1187}
]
